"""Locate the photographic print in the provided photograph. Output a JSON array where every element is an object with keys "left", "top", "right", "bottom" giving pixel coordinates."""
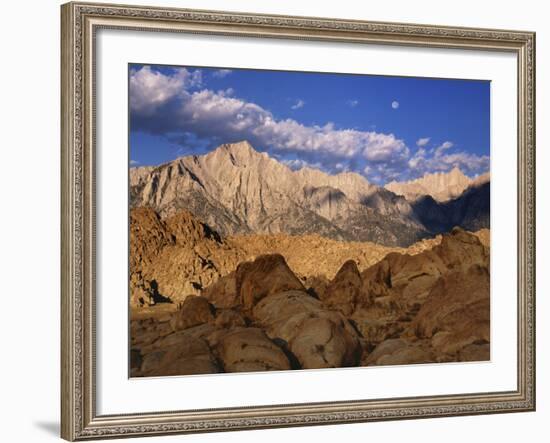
[{"left": 129, "top": 64, "right": 491, "bottom": 377}]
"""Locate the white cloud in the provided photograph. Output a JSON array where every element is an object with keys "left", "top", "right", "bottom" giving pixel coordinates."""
[
  {"left": 291, "top": 99, "right": 305, "bottom": 110},
  {"left": 416, "top": 137, "right": 430, "bottom": 147},
  {"left": 347, "top": 99, "right": 359, "bottom": 107},
  {"left": 434, "top": 141, "right": 454, "bottom": 157},
  {"left": 281, "top": 158, "right": 322, "bottom": 170},
  {"left": 129, "top": 66, "right": 201, "bottom": 116},
  {"left": 212, "top": 69, "right": 232, "bottom": 78},
  {"left": 408, "top": 141, "right": 488, "bottom": 176},
  {"left": 130, "top": 159, "right": 139, "bottom": 165},
  {"left": 130, "top": 68, "right": 408, "bottom": 170},
  {"left": 335, "top": 162, "right": 347, "bottom": 171},
  {"left": 129, "top": 66, "right": 489, "bottom": 184},
  {"left": 391, "top": 100, "right": 400, "bottom": 109}
]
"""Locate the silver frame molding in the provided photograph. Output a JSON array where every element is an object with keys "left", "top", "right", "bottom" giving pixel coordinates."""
[{"left": 61, "top": 2, "right": 536, "bottom": 440}]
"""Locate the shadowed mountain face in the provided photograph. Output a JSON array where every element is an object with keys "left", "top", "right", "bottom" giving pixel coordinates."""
[
  {"left": 412, "top": 181, "right": 490, "bottom": 234},
  {"left": 130, "top": 141, "right": 489, "bottom": 246}
]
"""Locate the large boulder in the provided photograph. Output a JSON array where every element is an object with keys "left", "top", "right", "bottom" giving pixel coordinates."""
[
  {"left": 202, "top": 271, "right": 240, "bottom": 309},
  {"left": 139, "top": 335, "right": 220, "bottom": 376},
  {"left": 253, "top": 290, "right": 361, "bottom": 369},
  {"left": 216, "top": 327, "right": 291, "bottom": 372},
  {"left": 214, "top": 309, "right": 247, "bottom": 329},
  {"left": 321, "top": 260, "right": 367, "bottom": 315},
  {"left": 236, "top": 254, "right": 305, "bottom": 310},
  {"left": 363, "top": 339, "right": 437, "bottom": 366},
  {"left": 170, "top": 295, "right": 215, "bottom": 332},
  {"left": 361, "top": 257, "right": 392, "bottom": 300},
  {"left": 408, "top": 264, "right": 490, "bottom": 355},
  {"left": 359, "top": 228, "right": 489, "bottom": 309},
  {"left": 433, "top": 227, "right": 489, "bottom": 271}
]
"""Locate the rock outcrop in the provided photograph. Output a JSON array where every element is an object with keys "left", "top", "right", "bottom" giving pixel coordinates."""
[
  {"left": 321, "top": 260, "right": 367, "bottom": 316},
  {"left": 170, "top": 295, "right": 215, "bottom": 332},
  {"left": 130, "top": 207, "right": 244, "bottom": 305},
  {"left": 252, "top": 290, "right": 361, "bottom": 369},
  {"left": 236, "top": 254, "right": 306, "bottom": 310},
  {"left": 129, "top": 206, "right": 457, "bottom": 305},
  {"left": 408, "top": 265, "right": 490, "bottom": 355},
  {"left": 217, "top": 327, "right": 292, "bottom": 372}
]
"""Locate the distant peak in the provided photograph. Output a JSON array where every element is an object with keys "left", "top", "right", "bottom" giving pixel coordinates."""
[
  {"left": 221, "top": 140, "right": 256, "bottom": 154},
  {"left": 449, "top": 166, "right": 466, "bottom": 177}
]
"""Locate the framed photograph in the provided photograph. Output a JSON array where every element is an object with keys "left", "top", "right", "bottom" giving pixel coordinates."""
[{"left": 61, "top": 1, "right": 536, "bottom": 440}]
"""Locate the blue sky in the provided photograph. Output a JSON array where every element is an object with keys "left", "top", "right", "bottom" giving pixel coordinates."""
[{"left": 129, "top": 63, "right": 490, "bottom": 185}]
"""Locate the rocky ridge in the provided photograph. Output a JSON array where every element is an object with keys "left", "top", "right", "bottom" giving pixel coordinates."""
[
  {"left": 130, "top": 207, "right": 482, "bottom": 305},
  {"left": 131, "top": 141, "right": 486, "bottom": 247}
]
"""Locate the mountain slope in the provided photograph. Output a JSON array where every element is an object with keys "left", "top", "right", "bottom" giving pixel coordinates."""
[
  {"left": 130, "top": 141, "right": 427, "bottom": 246},
  {"left": 412, "top": 181, "right": 490, "bottom": 233},
  {"left": 130, "top": 141, "right": 490, "bottom": 246}
]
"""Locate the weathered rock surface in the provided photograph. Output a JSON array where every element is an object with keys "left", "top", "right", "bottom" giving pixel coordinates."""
[
  {"left": 408, "top": 264, "right": 490, "bottom": 355},
  {"left": 170, "top": 295, "right": 215, "bottom": 332},
  {"left": 216, "top": 327, "right": 291, "bottom": 372},
  {"left": 253, "top": 290, "right": 361, "bottom": 369},
  {"left": 130, "top": 206, "right": 457, "bottom": 307},
  {"left": 130, "top": 207, "right": 244, "bottom": 304},
  {"left": 363, "top": 339, "right": 437, "bottom": 366},
  {"left": 236, "top": 254, "right": 306, "bottom": 310},
  {"left": 130, "top": 224, "right": 490, "bottom": 377},
  {"left": 143, "top": 337, "right": 220, "bottom": 377},
  {"left": 322, "top": 260, "right": 367, "bottom": 315}
]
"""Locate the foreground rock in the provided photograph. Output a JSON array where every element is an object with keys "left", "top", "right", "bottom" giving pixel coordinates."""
[
  {"left": 253, "top": 290, "right": 361, "bottom": 369},
  {"left": 408, "top": 264, "right": 490, "bottom": 355},
  {"left": 217, "top": 327, "right": 291, "bottom": 372},
  {"left": 130, "top": 227, "right": 490, "bottom": 376},
  {"left": 138, "top": 335, "right": 220, "bottom": 377},
  {"left": 170, "top": 296, "right": 215, "bottom": 332},
  {"left": 236, "top": 254, "right": 305, "bottom": 310},
  {"left": 321, "top": 260, "right": 367, "bottom": 316}
]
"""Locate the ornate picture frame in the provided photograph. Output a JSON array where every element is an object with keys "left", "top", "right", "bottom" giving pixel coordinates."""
[{"left": 61, "top": 1, "right": 536, "bottom": 440}]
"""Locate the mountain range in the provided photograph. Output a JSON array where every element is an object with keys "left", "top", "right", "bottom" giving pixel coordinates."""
[
  {"left": 130, "top": 141, "right": 490, "bottom": 247},
  {"left": 385, "top": 167, "right": 489, "bottom": 202}
]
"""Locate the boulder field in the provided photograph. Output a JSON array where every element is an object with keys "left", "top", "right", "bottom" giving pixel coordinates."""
[{"left": 130, "top": 227, "right": 490, "bottom": 376}]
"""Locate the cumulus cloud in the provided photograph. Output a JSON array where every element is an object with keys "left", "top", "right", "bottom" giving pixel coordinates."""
[
  {"left": 130, "top": 159, "right": 139, "bottom": 165},
  {"left": 434, "top": 141, "right": 454, "bottom": 157},
  {"left": 391, "top": 100, "right": 399, "bottom": 109},
  {"left": 408, "top": 142, "right": 489, "bottom": 177},
  {"left": 129, "top": 66, "right": 202, "bottom": 116},
  {"left": 291, "top": 99, "right": 305, "bottom": 110},
  {"left": 347, "top": 99, "right": 359, "bottom": 107},
  {"left": 129, "top": 66, "right": 489, "bottom": 184},
  {"left": 212, "top": 69, "right": 232, "bottom": 78},
  {"left": 416, "top": 137, "right": 430, "bottom": 147}
]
